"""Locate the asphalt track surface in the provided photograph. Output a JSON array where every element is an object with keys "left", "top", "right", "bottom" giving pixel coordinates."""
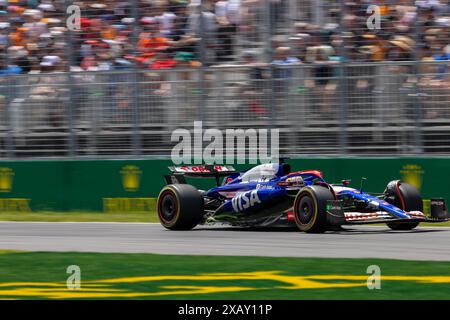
[{"left": 0, "top": 222, "right": 449, "bottom": 261}]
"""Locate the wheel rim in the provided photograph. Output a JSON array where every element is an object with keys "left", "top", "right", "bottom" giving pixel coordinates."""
[
  {"left": 159, "top": 192, "right": 177, "bottom": 223},
  {"left": 297, "top": 196, "right": 315, "bottom": 225}
]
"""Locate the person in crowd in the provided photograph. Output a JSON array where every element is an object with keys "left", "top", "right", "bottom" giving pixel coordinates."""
[
  {"left": 215, "top": 0, "right": 239, "bottom": 63},
  {"left": 270, "top": 46, "right": 299, "bottom": 117},
  {"left": 0, "top": 55, "right": 22, "bottom": 76},
  {"left": 241, "top": 50, "right": 269, "bottom": 115}
]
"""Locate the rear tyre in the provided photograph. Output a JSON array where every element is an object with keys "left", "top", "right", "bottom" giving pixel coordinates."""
[
  {"left": 293, "top": 186, "right": 335, "bottom": 233},
  {"left": 157, "top": 184, "right": 204, "bottom": 230},
  {"left": 386, "top": 182, "right": 422, "bottom": 231}
]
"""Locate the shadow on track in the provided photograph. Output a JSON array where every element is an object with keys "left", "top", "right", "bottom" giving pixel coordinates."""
[
  {"left": 194, "top": 225, "right": 448, "bottom": 235},
  {"left": 329, "top": 227, "right": 447, "bottom": 235}
]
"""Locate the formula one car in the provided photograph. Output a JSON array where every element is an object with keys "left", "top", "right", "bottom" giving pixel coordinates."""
[{"left": 157, "top": 161, "right": 449, "bottom": 233}]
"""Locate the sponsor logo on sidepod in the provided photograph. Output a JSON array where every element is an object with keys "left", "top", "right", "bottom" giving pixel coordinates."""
[{"left": 232, "top": 190, "right": 261, "bottom": 212}]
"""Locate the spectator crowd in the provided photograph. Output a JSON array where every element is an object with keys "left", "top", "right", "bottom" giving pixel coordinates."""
[{"left": 0, "top": 0, "right": 448, "bottom": 75}]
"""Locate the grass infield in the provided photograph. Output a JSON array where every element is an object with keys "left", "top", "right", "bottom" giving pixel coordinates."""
[
  {"left": 0, "top": 251, "right": 449, "bottom": 299},
  {"left": 0, "top": 211, "right": 159, "bottom": 223}
]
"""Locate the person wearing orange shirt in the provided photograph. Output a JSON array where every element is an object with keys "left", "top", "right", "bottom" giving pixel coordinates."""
[{"left": 137, "top": 17, "right": 171, "bottom": 63}]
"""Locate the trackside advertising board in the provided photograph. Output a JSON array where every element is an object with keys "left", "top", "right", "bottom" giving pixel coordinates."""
[{"left": 0, "top": 158, "right": 448, "bottom": 213}]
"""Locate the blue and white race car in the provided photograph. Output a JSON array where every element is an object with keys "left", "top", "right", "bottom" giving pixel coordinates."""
[{"left": 157, "top": 161, "right": 448, "bottom": 232}]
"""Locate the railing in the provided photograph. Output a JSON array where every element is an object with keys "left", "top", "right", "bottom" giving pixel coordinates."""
[
  {"left": 2, "top": 0, "right": 450, "bottom": 158},
  {"left": 0, "top": 61, "right": 449, "bottom": 158}
]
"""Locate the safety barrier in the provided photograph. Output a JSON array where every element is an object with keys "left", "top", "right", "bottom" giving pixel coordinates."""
[{"left": 0, "top": 157, "right": 448, "bottom": 213}]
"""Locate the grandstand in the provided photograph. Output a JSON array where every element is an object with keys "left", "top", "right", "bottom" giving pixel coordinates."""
[{"left": 0, "top": 0, "right": 449, "bottom": 158}]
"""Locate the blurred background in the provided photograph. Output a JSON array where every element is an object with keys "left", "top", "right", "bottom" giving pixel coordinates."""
[{"left": 0, "top": 0, "right": 449, "bottom": 158}]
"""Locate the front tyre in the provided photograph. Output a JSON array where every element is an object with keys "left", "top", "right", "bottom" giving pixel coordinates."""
[
  {"left": 386, "top": 182, "right": 422, "bottom": 231},
  {"left": 157, "top": 184, "right": 204, "bottom": 230},
  {"left": 293, "top": 186, "right": 335, "bottom": 233}
]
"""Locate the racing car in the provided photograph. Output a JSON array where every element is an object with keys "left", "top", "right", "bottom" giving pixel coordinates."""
[{"left": 157, "top": 161, "right": 448, "bottom": 233}]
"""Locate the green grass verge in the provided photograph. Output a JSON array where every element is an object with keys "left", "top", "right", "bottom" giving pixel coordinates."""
[
  {"left": 0, "top": 251, "right": 450, "bottom": 299},
  {"left": 0, "top": 211, "right": 159, "bottom": 223}
]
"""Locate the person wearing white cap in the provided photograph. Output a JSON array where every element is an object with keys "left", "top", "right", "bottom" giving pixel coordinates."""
[
  {"left": 40, "top": 55, "right": 61, "bottom": 68},
  {"left": 37, "top": 4, "right": 56, "bottom": 12}
]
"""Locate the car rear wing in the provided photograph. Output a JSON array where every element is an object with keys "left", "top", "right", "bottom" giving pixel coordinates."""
[{"left": 164, "top": 165, "right": 237, "bottom": 186}]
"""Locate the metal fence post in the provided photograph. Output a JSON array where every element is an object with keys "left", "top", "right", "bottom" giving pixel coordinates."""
[
  {"left": 190, "top": 0, "right": 208, "bottom": 164},
  {"left": 265, "top": 0, "right": 275, "bottom": 131},
  {"left": 313, "top": 0, "right": 324, "bottom": 26},
  {"left": 198, "top": 1, "right": 207, "bottom": 125},
  {"left": 4, "top": 77, "right": 15, "bottom": 159},
  {"left": 4, "top": 20, "right": 15, "bottom": 158},
  {"left": 288, "top": 0, "right": 297, "bottom": 32},
  {"left": 65, "top": 0, "right": 77, "bottom": 157},
  {"left": 65, "top": 64, "right": 77, "bottom": 158},
  {"left": 337, "top": 1, "right": 349, "bottom": 154},
  {"left": 411, "top": 10, "right": 424, "bottom": 154},
  {"left": 131, "top": 0, "right": 142, "bottom": 156}
]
